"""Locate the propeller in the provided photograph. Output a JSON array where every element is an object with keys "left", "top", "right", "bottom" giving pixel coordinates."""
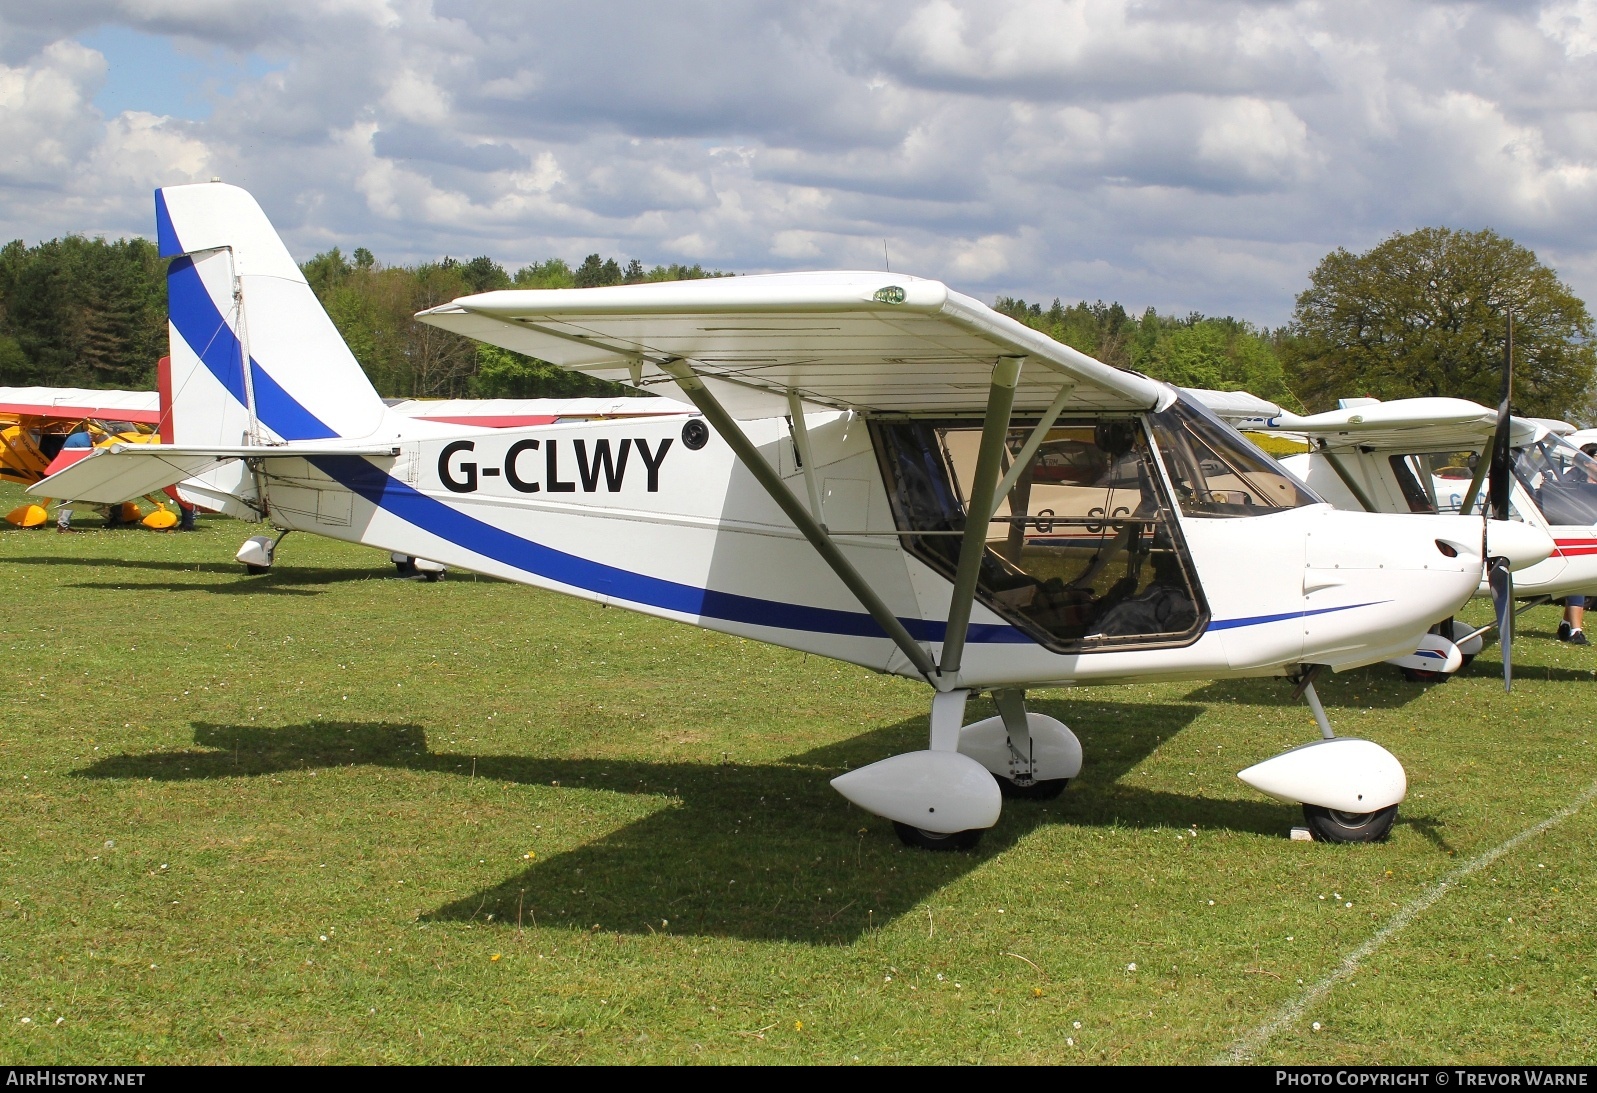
[{"left": 1485, "top": 310, "right": 1516, "bottom": 692}]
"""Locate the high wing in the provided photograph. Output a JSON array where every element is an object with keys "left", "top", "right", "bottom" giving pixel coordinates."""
[
  {"left": 1264, "top": 398, "right": 1540, "bottom": 451},
  {"left": 386, "top": 394, "right": 691, "bottom": 428},
  {"left": 0, "top": 387, "right": 161, "bottom": 424},
  {"left": 1180, "top": 387, "right": 1286, "bottom": 425},
  {"left": 1187, "top": 392, "right": 1546, "bottom": 452},
  {"left": 27, "top": 442, "right": 399, "bottom": 504},
  {"left": 415, "top": 272, "right": 1164, "bottom": 417}
]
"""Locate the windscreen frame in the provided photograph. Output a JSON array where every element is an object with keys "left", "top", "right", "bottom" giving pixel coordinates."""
[{"left": 870, "top": 412, "right": 1211, "bottom": 655}]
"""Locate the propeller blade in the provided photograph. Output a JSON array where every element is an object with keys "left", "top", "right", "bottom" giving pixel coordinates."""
[
  {"left": 1489, "top": 557, "right": 1514, "bottom": 693},
  {"left": 1487, "top": 311, "right": 1515, "bottom": 522}
]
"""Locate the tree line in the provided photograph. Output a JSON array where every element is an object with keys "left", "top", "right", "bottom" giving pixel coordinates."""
[
  {"left": 993, "top": 297, "right": 1302, "bottom": 409},
  {"left": 0, "top": 226, "right": 1591, "bottom": 419}
]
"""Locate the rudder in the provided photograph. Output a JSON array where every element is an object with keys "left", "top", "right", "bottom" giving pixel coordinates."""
[{"left": 157, "top": 182, "right": 389, "bottom": 448}]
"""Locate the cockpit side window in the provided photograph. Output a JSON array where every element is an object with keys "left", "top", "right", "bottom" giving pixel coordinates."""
[
  {"left": 873, "top": 416, "right": 1208, "bottom": 653},
  {"left": 1388, "top": 454, "right": 1437, "bottom": 513},
  {"left": 1148, "top": 395, "right": 1321, "bottom": 517},
  {"left": 1514, "top": 435, "right": 1597, "bottom": 526},
  {"left": 1389, "top": 451, "right": 1480, "bottom": 515}
]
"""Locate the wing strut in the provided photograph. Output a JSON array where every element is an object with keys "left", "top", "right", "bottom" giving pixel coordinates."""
[
  {"left": 786, "top": 389, "right": 826, "bottom": 528},
  {"left": 1316, "top": 440, "right": 1378, "bottom": 513},
  {"left": 939, "top": 357, "right": 1024, "bottom": 678},
  {"left": 1457, "top": 452, "right": 1491, "bottom": 515},
  {"left": 987, "top": 380, "right": 1074, "bottom": 520},
  {"left": 659, "top": 360, "right": 940, "bottom": 684}
]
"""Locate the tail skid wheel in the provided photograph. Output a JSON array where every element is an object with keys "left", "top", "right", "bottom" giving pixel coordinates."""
[
  {"left": 997, "top": 776, "right": 1069, "bottom": 800},
  {"left": 891, "top": 822, "right": 985, "bottom": 851},
  {"left": 1302, "top": 803, "right": 1399, "bottom": 843},
  {"left": 244, "top": 564, "right": 270, "bottom": 576}
]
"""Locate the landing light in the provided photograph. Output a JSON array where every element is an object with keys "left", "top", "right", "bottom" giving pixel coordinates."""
[{"left": 873, "top": 286, "right": 906, "bottom": 305}]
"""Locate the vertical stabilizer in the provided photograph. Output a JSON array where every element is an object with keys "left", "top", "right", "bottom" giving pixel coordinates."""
[{"left": 156, "top": 183, "right": 389, "bottom": 446}]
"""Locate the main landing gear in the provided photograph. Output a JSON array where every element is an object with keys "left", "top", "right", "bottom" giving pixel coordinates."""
[
  {"left": 831, "top": 688, "right": 1082, "bottom": 851},
  {"left": 1236, "top": 666, "right": 1407, "bottom": 843}
]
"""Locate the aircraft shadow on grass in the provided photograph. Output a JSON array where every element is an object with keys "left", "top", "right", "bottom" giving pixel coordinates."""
[
  {"left": 4, "top": 555, "right": 417, "bottom": 597},
  {"left": 1185, "top": 665, "right": 1435, "bottom": 709},
  {"left": 74, "top": 696, "right": 1306, "bottom": 944}
]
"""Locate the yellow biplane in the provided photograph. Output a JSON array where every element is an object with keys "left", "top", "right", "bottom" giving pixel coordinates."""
[{"left": 0, "top": 382, "right": 186, "bottom": 529}]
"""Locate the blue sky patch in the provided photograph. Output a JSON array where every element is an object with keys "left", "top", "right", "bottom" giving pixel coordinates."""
[{"left": 80, "top": 25, "right": 279, "bottom": 121}]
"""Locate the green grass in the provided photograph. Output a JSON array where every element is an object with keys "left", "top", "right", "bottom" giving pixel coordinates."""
[{"left": 1, "top": 483, "right": 1594, "bottom": 1063}]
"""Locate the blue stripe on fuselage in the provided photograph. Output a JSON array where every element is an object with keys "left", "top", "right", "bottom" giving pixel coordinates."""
[
  {"left": 309, "top": 455, "right": 1027, "bottom": 643},
  {"left": 1207, "top": 601, "right": 1390, "bottom": 630},
  {"left": 308, "top": 454, "right": 1383, "bottom": 647}
]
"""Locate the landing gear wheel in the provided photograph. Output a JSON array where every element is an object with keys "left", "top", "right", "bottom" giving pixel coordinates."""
[
  {"left": 1399, "top": 666, "right": 1449, "bottom": 683},
  {"left": 422, "top": 569, "right": 443, "bottom": 583},
  {"left": 394, "top": 558, "right": 419, "bottom": 578},
  {"left": 997, "top": 775, "right": 1068, "bottom": 800},
  {"left": 244, "top": 564, "right": 270, "bottom": 576},
  {"left": 1301, "top": 803, "right": 1399, "bottom": 843},
  {"left": 891, "top": 821, "right": 985, "bottom": 851},
  {"left": 1458, "top": 653, "right": 1476, "bottom": 668}
]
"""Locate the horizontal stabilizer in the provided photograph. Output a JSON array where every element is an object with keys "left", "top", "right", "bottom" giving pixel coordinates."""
[{"left": 27, "top": 442, "right": 398, "bottom": 503}]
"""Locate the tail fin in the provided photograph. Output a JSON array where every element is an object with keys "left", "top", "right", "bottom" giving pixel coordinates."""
[{"left": 156, "top": 182, "right": 389, "bottom": 446}]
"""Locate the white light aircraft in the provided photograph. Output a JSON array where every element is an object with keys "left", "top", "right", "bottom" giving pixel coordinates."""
[
  {"left": 36, "top": 183, "right": 1516, "bottom": 846},
  {"left": 1201, "top": 393, "right": 1581, "bottom": 685}
]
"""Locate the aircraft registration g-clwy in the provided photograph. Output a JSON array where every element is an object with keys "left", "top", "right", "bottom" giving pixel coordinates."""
[
  {"left": 39, "top": 183, "right": 1514, "bottom": 848},
  {"left": 1192, "top": 393, "right": 1564, "bottom": 682}
]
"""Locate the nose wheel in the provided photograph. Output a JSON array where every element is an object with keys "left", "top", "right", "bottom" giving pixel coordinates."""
[
  {"left": 891, "top": 822, "right": 986, "bottom": 851},
  {"left": 1236, "top": 668, "right": 1408, "bottom": 844},
  {"left": 1301, "top": 803, "right": 1399, "bottom": 843}
]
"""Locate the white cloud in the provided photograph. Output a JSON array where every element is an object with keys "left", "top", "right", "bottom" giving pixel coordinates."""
[
  {"left": 0, "top": 40, "right": 106, "bottom": 185},
  {"left": 4, "top": 0, "right": 1597, "bottom": 326}
]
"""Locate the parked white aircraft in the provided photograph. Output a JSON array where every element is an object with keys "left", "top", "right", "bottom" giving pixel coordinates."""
[
  {"left": 35, "top": 183, "right": 1516, "bottom": 846},
  {"left": 1199, "top": 394, "right": 1579, "bottom": 682}
]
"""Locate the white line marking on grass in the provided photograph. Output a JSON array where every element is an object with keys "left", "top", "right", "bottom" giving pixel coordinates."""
[{"left": 1218, "top": 778, "right": 1597, "bottom": 1064}]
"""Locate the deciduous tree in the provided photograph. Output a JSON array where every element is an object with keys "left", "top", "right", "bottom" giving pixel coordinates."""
[{"left": 1286, "top": 227, "right": 1596, "bottom": 417}]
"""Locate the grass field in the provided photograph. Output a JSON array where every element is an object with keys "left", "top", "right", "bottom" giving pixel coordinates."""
[{"left": 1, "top": 485, "right": 1593, "bottom": 1064}]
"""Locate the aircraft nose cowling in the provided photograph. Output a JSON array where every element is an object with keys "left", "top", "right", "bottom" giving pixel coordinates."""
[
  {"left": 1303, "top": 511, "right": 1484, "bottom": 671},
  {"left": 1486, "top": 519, "right": 1555, "bottom": 572},
  {"left": 1308, "top": 511, "right": 1482, "bottom": 575}
]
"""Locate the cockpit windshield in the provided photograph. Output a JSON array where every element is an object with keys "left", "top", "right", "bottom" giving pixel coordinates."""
[
  {"left": 873, "top": 415, "right": 1208, "bottom": 653},
  {"left": 1512, "top": 433, "right": 1597, "bottom": 527},
  {"left": 1147, "top": 394, "right": 1321, "bottom": 517}
]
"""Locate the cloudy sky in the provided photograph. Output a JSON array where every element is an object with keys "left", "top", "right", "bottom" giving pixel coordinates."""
[{"left": 2, "top": 0, "right": 1596, "bottom": 325}]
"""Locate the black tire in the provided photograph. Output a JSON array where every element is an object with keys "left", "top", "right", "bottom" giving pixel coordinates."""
[
  {"left": 891, "top": 822, "right": 985, "bottom": 851},
  {"left": 394, "top": 559, "right": 419, "bottom": 578},
  {"left": 423, "top": 570, "right": 443, "bottom": 583},
  {"left": 1399, "top": 666, "right": 1449, "bottom": 683},
  {"left": 997, "top": 775, "right": 1068, "bottom": 800},
  {"left": 1301, "top": 803, "right": 1399, "bottom": 843},
  {"left": 244, "top": 564, "right": 270, "bottom": 576},
  {"left": 1458, "top": 652, "right": 1476, "bottom": 668}
]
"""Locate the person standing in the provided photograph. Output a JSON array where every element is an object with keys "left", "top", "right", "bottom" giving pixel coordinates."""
[{"left": 1559, "top": 596, "right": 1588, "bottom": 645}]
